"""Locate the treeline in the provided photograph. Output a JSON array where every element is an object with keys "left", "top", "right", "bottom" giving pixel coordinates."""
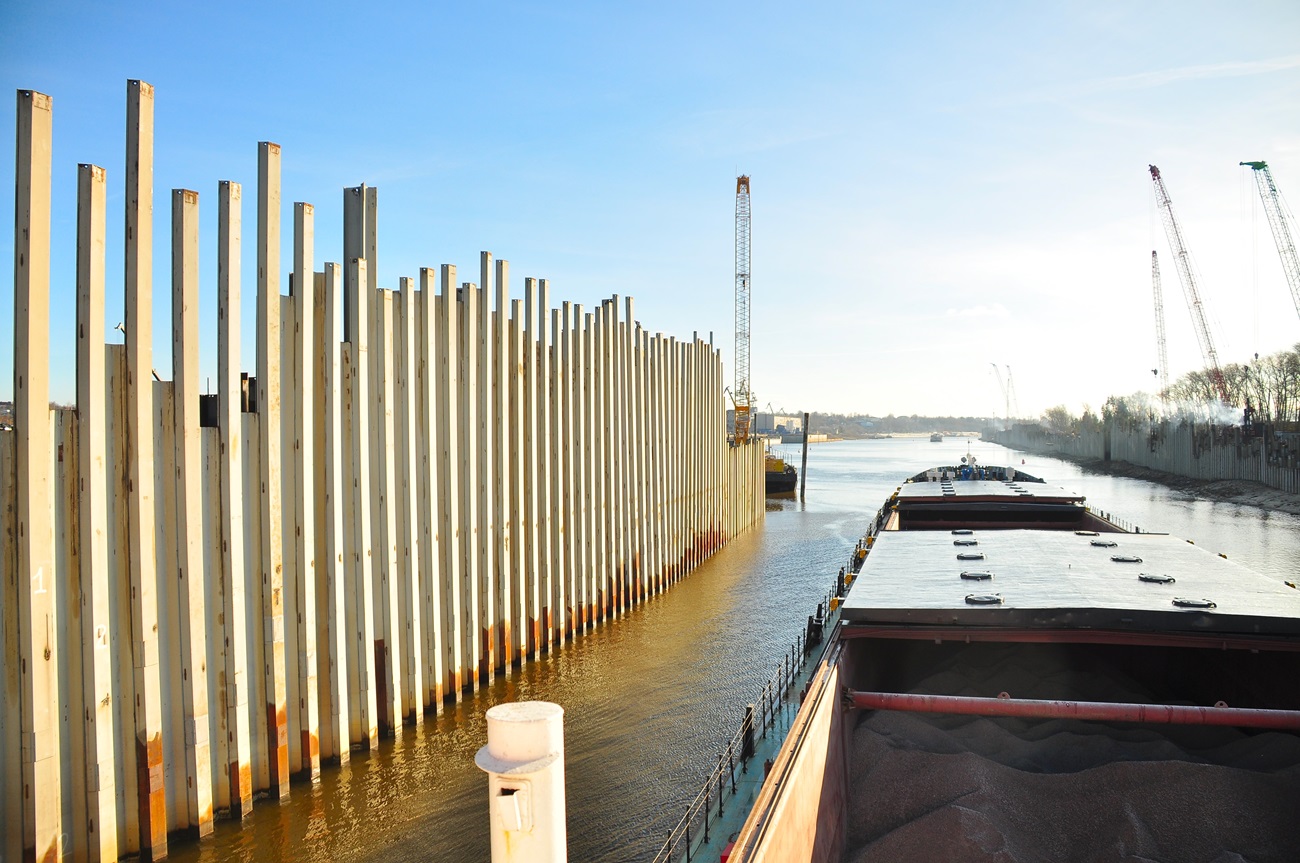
[
  {"left": 809, "top": 412, "right": 992, "bottom": 438},
  {"left": 1040, "top": 343, "right": 1300, "bottom": 433},
  {"left": 1164, "top": 343, "right": 1300, "bottom": 422}
]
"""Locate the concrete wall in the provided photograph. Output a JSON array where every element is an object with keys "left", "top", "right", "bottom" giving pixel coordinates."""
[
  {"left": 992, "top": 421, "right": 1300, "bottom": 496},
  {"left": 781, "top": 433, "right": 828, "bottom": 444},
  {"left": 1, "top": 83, "right": 766, "bottom": 862}
]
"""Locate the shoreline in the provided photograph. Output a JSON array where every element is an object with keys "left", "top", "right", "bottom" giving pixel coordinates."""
[{"left": 1048, "top": 454, "right": 1300, "bottom": 517}]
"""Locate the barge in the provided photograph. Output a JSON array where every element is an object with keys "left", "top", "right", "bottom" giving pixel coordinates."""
[
  {"left": 764, "top": 451, "right": 798, "bottom": 495},
  {"left": 685, "top": 457, "right": 1300, "bottom": 862}
]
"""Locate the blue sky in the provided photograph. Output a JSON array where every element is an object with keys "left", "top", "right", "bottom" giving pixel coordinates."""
[{"left": 3, "top": 1, "right": 1299, "bottom": 418}]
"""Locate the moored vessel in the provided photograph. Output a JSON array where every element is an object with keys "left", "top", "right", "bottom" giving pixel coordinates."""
[{"left": 764, "top": 451, "right": 798, "bottom": 494}]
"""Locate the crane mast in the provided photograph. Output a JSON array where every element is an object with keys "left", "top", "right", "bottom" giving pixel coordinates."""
[
  {"left": 1152, "top": 250, "right": 1169, "bottom": 409},
  {"left": 1148, "top": 164, "right": 1230, "bottom": 403},
  {"left": 1241, "top": 160, "right": 1300, "bottom": 323},
  {"left": 734, "top": 175, "right": 753, "bottom": 443},
  {"left": 1005, "top": 366, "right": 1019, "bottom": 419}
]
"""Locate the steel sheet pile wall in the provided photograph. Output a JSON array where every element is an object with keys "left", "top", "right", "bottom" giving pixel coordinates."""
[
  {"left": 994, "top": 422, "right": 1299, "bottom": 495},
  {"left": 1, "top": 83, "right": 765, "bottom": 862},
  {"left": 1110, "top": 422, "right": 1299, "bottom": 495}
]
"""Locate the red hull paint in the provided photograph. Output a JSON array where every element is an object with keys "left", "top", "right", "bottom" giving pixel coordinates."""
[
  {"left": 850, "top": 690, "right": 1300, "bottom": 731},
  {"left": 841, "top": 625, "right": 1300, "bottom": 653}
]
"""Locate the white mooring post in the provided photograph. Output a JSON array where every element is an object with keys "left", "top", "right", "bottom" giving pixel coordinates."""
[{"left": 475, "top": 701, "right": 567, "bottom": 863}]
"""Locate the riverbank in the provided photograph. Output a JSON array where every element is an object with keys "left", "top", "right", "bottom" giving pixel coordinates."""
[{"left": 1043, "top": 453, "right": 1300, "bottom": 517}]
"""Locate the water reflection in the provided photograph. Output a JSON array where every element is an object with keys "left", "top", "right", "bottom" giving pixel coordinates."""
[{"left": 170, "top": 438, "right": 1300, "bottom": 862}]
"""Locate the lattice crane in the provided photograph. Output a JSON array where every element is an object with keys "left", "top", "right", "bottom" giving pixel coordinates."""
[
  {"left": 1006, "top": 366, "right": 1020, "bottom": 419},
  {"left": 1148, "top": 164, "right": 1230, "bottom": 403},
  {"left": 1241, "top": 161, "right": 1300, "bottom": 324},
  {"left": 733, "top": 176, "right": 753, "bottom": 443},
  {"left": 989, "top": 363, "right": 1013, "bottom": 426},
  {"left": 1152, "top": 250, "right": 1169, "bottom": 408}
]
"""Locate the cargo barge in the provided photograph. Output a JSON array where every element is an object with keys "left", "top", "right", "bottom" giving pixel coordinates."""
[{"left": 674, "top": 457, "right": 1300, "bottom": 862}]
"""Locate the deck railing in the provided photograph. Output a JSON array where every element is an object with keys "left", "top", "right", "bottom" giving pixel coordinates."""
[
  {"left": 650, "top": 583, "right": 839, "bottom": 863},
  {"left": 1086, "top": 505, "right": 1144, "bottom": 534},
  {"left": 651, "top": 513, "right": 886, "bottom": 863}
]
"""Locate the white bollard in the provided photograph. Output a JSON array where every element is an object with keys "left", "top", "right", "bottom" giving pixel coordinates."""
[{"left": 475, "top": 701, "right": 567, "bottom": 863}]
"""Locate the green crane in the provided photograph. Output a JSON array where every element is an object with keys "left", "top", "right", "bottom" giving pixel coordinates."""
[{"left": 1241, "top": 161, "right": 1300, "bottom": 324}]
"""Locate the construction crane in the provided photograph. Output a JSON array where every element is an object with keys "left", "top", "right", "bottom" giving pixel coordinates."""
[
  {"left": 1148, "top": 164, "right": 1230, "bottom": 403},
  {"left": 733, "top": 175, "right": 753, "bottom": 443},
  {"left": 1005, "top": 366, "right": 1020, "bottom": 419},
  {"left": 1240, "top": 160, "right": 1300, "bottom": 323},
  {"left": 1151, "top": 250, "right": 1169, "bottom": 409},
  {"left": 989, "top": 363, "right": 1012, "bottom": 426}
]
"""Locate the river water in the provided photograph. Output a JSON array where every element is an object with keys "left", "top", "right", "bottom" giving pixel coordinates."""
[{"left": 172, "top": 437, "right": 1300, "bottom": 863}]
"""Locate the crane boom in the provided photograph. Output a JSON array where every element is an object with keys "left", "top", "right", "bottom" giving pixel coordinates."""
[
  {"left": 989, "top": 363, "right": 1009, "bottom": 426},
  {"left": 1148, "top": 164, "right": 1229, "bottom": 403},
  {"left": 1241, "top": 160, "right": 1300, "bottom": 323},
  {"left": 734, "top": 175, "right": 753, "bottom": 443},
  {"left": 1152, "top": 250, "right": 1169, "bottom": 408}
]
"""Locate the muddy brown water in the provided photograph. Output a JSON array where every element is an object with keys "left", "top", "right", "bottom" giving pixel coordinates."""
[{"left": 167, "top": 438, "right": 1300, "bottom": 862}]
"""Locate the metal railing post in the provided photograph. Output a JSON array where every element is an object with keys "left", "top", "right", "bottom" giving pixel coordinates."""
[
  {"left": 703, "top": 783, "right": 710, "bottom": 844},
  {"left": 717, "top": 755, "right": 724, "bottom": 817}
]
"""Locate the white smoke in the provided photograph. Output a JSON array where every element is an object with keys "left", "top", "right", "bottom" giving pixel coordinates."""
[{"left": 1162, "top": 399, "right": 1243, "bottom": 426}]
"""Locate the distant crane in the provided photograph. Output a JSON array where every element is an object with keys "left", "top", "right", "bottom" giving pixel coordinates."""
[
  {"left": 1148, "top": 164, "right": 1230, "bottom": 403},
  {"left": 1151, "top": 250, "right": 1169, "bottom": 409},
  {"left": 733, "top": 175, "right": 753, "bottom": 443},
  {"left": 990, "top": 363, "right": 1016, "bottom": 426},
  {"left": 1240, "top": 160, "right": 1300, "bottom": 324},
  {"left": 1005, "top": 366, "right": 1020, "bottom": 419}
]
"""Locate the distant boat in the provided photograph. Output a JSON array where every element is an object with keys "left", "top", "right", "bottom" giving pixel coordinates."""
[{"left": 930, "top": 433, "right": 943, "bottom": 442}]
